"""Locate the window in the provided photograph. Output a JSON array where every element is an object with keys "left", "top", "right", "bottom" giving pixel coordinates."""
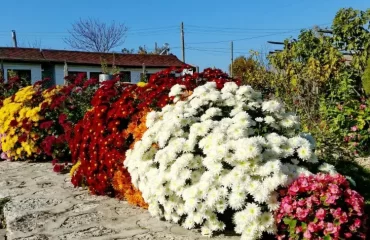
[
  {"left": 119, "top": 71, "right": 131, "bottom": 82},
  {"left": 140, "top": 73, "right": 152, "bottom": 82},
  {"left": 90, "top": 72, "right": 102, "bottom": 80},
  {"left": 7, "top": 69, "right": 31, "bottom": 82},
  {"left": 68, "top": 71, "right": 87, "bottom": 78}
]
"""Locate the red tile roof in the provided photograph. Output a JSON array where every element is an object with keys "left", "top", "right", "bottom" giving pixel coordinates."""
[
  {"left": 0, "top": 47, "right": 185, "bottom": 67},
  {"left": 0, "top": 47, "right": 44, "bottom": 62}
]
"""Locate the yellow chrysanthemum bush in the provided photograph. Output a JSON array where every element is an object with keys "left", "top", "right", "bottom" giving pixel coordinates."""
[
  {"left": 0, "top": 76, "right": 32, "bottom": 160},
  {"left": 0, "top": 74, "right": 99, "bottom": 165},
  {"left": 0, "top": 81, "right": 58, "bottom": 160}
]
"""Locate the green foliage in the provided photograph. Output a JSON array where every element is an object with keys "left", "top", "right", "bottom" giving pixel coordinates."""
[
  {"left": 230, "top": 51, "right": 276, "bottom": 93},
  {"left": 362, "top": 58, "right": 370, "bottom": 95},
  {"left": 100, "top": 54, "right": 120, "bottom": 75},
  {"left": 333, "top": 8, "right": 370, "bottom": 71},
  {"left": 265, "top": 7, "right": 370, "bottom": 161}
]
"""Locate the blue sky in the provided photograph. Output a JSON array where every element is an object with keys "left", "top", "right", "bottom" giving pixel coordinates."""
[{"left": 0, "top": 0, "right": 367, "bottom": 72}]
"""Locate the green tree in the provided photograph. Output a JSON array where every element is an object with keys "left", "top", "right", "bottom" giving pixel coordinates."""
[
  {"left": 266, "top": 7, "right": 370, "bottom": 159},
  {"left": 230, "top": 52, "right": 276, "bottom": 92}
]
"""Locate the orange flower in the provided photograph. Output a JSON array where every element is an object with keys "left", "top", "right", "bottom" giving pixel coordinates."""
[{"left": 112, "top": 169, "right": 148, "bottom": 208}]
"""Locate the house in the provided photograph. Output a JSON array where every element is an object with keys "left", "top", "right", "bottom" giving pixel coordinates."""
[{"left": 0, "top": 47, "right": 186, "bottom": 85}]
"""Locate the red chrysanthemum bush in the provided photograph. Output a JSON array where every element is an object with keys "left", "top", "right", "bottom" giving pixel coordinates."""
[
  {"left": 69, "top": 66, "right": 238, "bottom": 207},
  {"left": 275, "top": 174, "right": 368, "bottom": 240},
  {"left": 38, "top": 74, "right": 99, "bottom": 172}
]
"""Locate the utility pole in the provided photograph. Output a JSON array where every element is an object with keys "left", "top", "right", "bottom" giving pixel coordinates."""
[
  {"left": 181, "top": 22, "right": 185, "bottom": 63},
  {"left": 231, "top": 41, "right": 234, "bottom": 78},
  {"left": 11, "top": 30, "right": 18, "bottom": 48}
]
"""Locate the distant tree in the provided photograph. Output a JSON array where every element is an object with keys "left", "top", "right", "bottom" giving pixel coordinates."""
[
  {"left": 229, "top": 56, "right": 256, "bottom": 80},
  {"left": 65, "top": 18, "right": 128, "bottom": 52},
  {"left": 122, "top": 45, "right": 170, "bottom": 55},
  {"left": 122, "top": 48, "right": 135, "bottom": 54}
]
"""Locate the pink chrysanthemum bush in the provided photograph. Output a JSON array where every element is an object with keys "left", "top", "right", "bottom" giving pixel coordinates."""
[
  {"left": 125, "top": 82, "right": 324, "bottom": 240},
  {"left": 275, "top": 174, "right": 368, "bottom": 240}
]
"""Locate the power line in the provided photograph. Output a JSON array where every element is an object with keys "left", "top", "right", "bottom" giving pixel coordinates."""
[
  {"left": 186, "top": 23, "right": 330, "bottom": 45},
  {"left": 186, "top": 23, "right": 330, "bottom": 31},
  {"left": 186, "top": 30, "right": 299, "bottom": 45}
]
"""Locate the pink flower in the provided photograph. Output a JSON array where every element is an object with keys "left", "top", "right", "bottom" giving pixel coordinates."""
[
  {"left": 275, "top": 174, "right": 367, "bottom": 239},
  {"left": 339, "top": 212, "right": 348, "bottom": 224},
  {"left": 332, "top": 208, "right": 342, "bottom": 218},
  {"left": 288, "top": 182, "right": 300, "bottom": 195},
  {"left": 360, "top": 104, "right": 366, "bottom": 110},
  {"left": 282, "top": 202, "right": 293, "bottom": 214},
  {"left": 351, "top": 125, "right": 358, "bottom": 132},
  {"left": 344, "top": 232, "right": 352, "bottom": 238},
  {"left": 328, "top": 184, "right": 340, "bottom": 195},
  {"left": 295, "top": 226, "right": 303, "bottom": 233},
  {"left": 297, "top": 199, "right": 306, "bottom": 207},
  {"left": 303, "top": 230, "right": 312, "bottom": 239},
  {"left": 308, "top": 222, "right": 318, "bottom": 232},
  {"left": 353, "top": 218, "right": 362, "bottom": 228},
  {"left": 296, "top": 207, "right": 309, "bottom": 221},
  {"left": 325, "top": 194, "right": 338, "bottom": 204},
  {"left": 324, "top": 223, "right": 337, "bottom": 235},
  {"left": 316, "top": 208, "right": 326, "bottom": 220}
]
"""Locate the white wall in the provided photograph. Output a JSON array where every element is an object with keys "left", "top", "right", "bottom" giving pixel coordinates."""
[
  {"left": 54, "top": 64, "right": 164, "bottom": 85},
  {"left": 3, "top": 62, "right": 42, "bottom": 84}
]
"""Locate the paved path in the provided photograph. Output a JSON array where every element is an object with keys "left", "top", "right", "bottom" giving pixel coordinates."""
[{"left": 0, "top": 161, "right": 239, "bottom": 240}]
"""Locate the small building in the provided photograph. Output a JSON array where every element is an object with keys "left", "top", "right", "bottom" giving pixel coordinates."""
[{"left": 0, "top": 47, "right": 186, "bottom": 85}]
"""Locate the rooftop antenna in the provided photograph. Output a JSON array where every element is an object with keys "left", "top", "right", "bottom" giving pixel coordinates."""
[
  {"left": 11, "top": 30, "right": 18, "bottom": 48},
  {"left": 159, "top": 43, "right": 170, "bottom": 55}
]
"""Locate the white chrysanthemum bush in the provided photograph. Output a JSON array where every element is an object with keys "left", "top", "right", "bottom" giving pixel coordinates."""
[{"left": 125, "top": 82, "right": 320, "bottom": 240}]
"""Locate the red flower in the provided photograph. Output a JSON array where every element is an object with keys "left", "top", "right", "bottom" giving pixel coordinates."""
[
  {"left": 59, "top": 114, "right": 67, "bottom": 125},
  {"left": 10, "top": 119, "right": 18, "bottom": 127},
  {"left": 40, "top": 121, "right": 54, "bottom": 129}
]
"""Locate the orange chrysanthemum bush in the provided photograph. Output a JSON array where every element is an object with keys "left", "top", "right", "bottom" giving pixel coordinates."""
[{"left": 69, "top": 66, "right": 238, "bottom": 207}]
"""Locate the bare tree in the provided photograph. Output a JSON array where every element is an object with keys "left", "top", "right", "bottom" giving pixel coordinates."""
[
  {"left": 27, "top": 39, "right": 42, "bottom": 49},
  {"left": 65, "top": 18, "right": 128, "bottom": 52}
]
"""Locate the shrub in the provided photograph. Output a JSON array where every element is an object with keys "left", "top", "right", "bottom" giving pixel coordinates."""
[
  {"left": 275, "top": 174, "right": 368, "bottom": 239},
  {"left": 363, "top": 58, "right": 370, "bottom": 96},
  {"left": 0, "top": 76, "right": 32, "bottom": 160},
  {"left": 39, "top": 74, "right": 98, "bottom": 171},
  {"left": 69, "top": 66, "right": 237, "bottom": 207},
  {"left": 0, "top": 74, "right": 98, "bottom": 164},
  {"left": 125, "top": 82, "right": 319, "bottom": 239},
  {"left": 0, "top": 84, "right": 56, "bottom": 160}
]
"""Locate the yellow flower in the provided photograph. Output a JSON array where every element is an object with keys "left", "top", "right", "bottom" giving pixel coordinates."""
[
  {"left": 137, "top": 82, "right": 147, "bottom": 87},
  {"left": 70, "top": 161, "right": 82, "bottom": 177}
]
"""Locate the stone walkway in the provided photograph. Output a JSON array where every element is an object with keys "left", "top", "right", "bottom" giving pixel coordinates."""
[{"left": 0, "top": 161, "right": 239, "bottom": 240}]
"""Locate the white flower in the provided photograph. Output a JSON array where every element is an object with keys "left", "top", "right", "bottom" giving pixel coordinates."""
[
  {"left": 221, "top": 82, "right": 238, "bottom": 93},
  {"left": 297, "top": 145, "right": 312, "bottom": 160},
  {"left": 169, "top": 84, "right": 186, "bottom": 97},
  {"left": 262, "top": 100, "right": 282, "bottom": 113},
  {"left": 255, "top": 117, "right": 264, "bottom": 122},
  {"left": 318, "top": 163, "right": 337, "bottom": 174},
  {"left": 259, "top": 212, "right": 274, "bottom": 230},
  {"left": 229, "top": 190, "right": 246, "bottom": 210},
  {"left": 125, "top": 81, "right": 321, "bottom": 238},
  {"left": 264, "top": 116, "right": 275, "bottom": 124}
]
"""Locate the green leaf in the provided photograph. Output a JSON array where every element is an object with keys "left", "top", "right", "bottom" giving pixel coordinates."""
[
  {"left": 301, "top": 222, "right": 307, "bottom": 231},
  {"left": 283, "top": 217, "right": 291, "bottom": 225},
  {"left": 323, "top": 235, "right": 332, "bottom": 240}
]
